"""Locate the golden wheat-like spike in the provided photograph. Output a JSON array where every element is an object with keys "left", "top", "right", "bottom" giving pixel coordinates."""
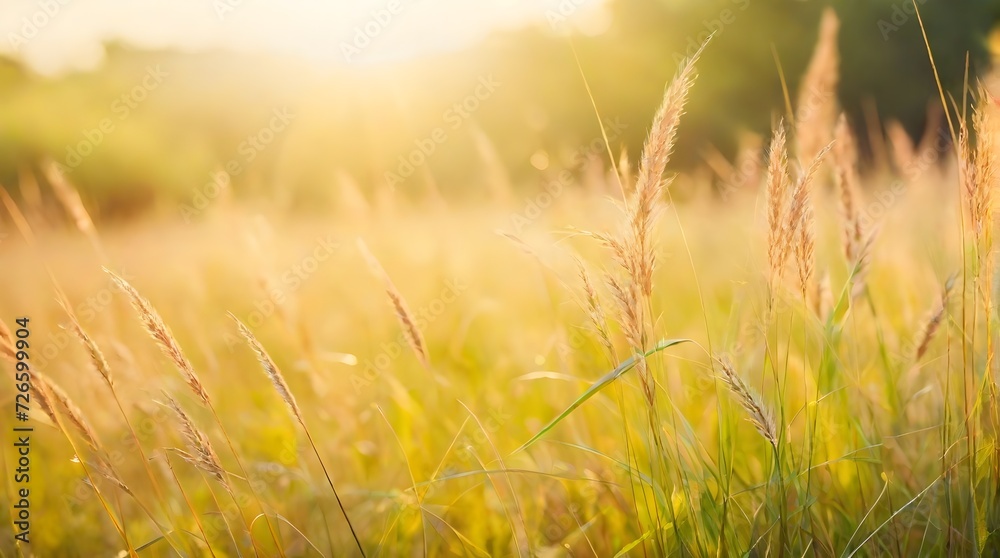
[
  {"left": 834, "top": 113, "right": 863, "bottom": 261},
  {"left": 785, "top": 143, "right": 834, "bottom": 231},
  {"left": 605, "top": 271, "right": 655, "bottom": 406},
  {"left": 795, "top": 8, "right": 840, "bottom": 166},
  {"left": 56, "top": 291, "right": 114, "bottom": 389},
  {"left": 606, "top": 274, "right": 642, "bottom": 353},
  {"left": 915, "top": 274, "right": 957, "bottom": 361},
  {"left": 766, "top": 124, "right": 790, "bottom": 285},
  {"left": 35, "top": 373, "right": 101, "bottom": 452},
  {"left": 716, "top": 356, "right": 778, "bottom": 448},
  {"left": 795, "top": 201, "right": 816, "bottom": 301},
  {"left": 356, "top": 239, "right": 429, "bottom": 368},
  {"left": 959, "top": 117, "right": 976, "bottom": 210},
  {"left": 633, "top": 39, "right": 709, "bottom": 201},
  {"left": 628, "top": 38, "right": 709, "bottom": 298},
  {"left": 970, "top": 87, "right": 1000, "bottom": 245},
  {"left": 231, "top": 315, "right": 304, "bottom": 424},
  {"left": 594, "top": 232, "right": 636, "bottom": 282},
  {"left": 94, "top": 459, "right": 132, "bottom": 496},
  {"left": 31, "top": 373, "right": 59, "bottom": 425},
  {"left": 161, "top": 394, "right": 226, "bottom": 485},
  {"left": 72, "top": 323, "right": 114, "bottom": 389},
  {"left": 576, "top": 260, "right": 615, "bottom": 361},
  {"left": 43, "top": 160, "right": 95, "bottom": 236},
  {"left": 779, "top": 142, "right": 832, "bottom": 302},
  {"left": 106, "top": 269, "right": 210, "bottom": 405},
  {"left": 783, "top": 142, "right": 834, "bottom": 261}
]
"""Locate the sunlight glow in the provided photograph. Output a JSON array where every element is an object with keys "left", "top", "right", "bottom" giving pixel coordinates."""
[{"left": 0, "top": 0, "right": 609, "bottom": 74}]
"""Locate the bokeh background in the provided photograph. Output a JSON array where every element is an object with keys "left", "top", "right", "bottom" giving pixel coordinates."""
[
  {"left": 4, "top": 2, "right": 1000, "bottom": 555},
  {"left": 0, "top": 0, "right": 997, "bottom": 216}
]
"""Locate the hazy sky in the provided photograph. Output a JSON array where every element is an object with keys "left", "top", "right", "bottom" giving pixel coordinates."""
[{"left": 0, "top": 0, "right": 608, "bottom": 74}]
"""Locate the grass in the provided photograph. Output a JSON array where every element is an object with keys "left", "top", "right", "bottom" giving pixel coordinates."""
[{"left": 2, "top": 15, "right": 1000, "bottom": 558}]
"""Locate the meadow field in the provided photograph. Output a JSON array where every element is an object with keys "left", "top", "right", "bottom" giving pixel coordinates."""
[{"left": 3, "top": 4, "right": 1000, "bottom": 557}]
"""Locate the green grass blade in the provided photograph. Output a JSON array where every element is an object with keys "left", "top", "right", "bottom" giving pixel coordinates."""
[
  {"left": 513, "top": 339, "right": 691, "bottom": 453},
  {"left": 614, "top": 526, "right": 660, "bottom": 557}
]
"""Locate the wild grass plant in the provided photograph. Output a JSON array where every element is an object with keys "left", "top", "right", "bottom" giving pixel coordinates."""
[{"left": 2, "top": 8, "right": 1000, "bottom": 557}]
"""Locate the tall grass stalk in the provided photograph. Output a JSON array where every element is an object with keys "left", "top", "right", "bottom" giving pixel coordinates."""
[{"left": 233, "top": 316, "right": 367, "bottom": 557}]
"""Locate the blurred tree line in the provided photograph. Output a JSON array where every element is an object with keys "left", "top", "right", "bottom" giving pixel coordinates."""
[{"left": 0, "top": 0, "right": 996, "bottom": 216}]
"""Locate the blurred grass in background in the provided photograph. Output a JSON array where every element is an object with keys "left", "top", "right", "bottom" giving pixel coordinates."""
[
  {"left": 3, "top": 0, "right": 1000, "bottom": 556},
  {"left": 0, "top": 0, "right": 996, "bottom": 216}
]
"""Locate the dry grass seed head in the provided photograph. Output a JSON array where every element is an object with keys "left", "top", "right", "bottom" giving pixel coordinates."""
[
  {"left": 785, "top": 143, "right": 834, "bottom": 236},
  {"left": 969, "top": 87, "right": 1000, "bottom": 245},
  {"left": 43, "top": 161, "right": 95, "bottom": 236},
  {"left": 606, "top": 274, "right": 643, "bottom": 354},
  {"left": 94, "top": 459, "right": 131, "bottom": 496},
  {"left": 716, "top": 356, "right": 778, "bottom": 448},
  {"left": 834, "top": 113, "right": 864, "bottom": 260},
  {"left": 594, "top": 232, "right": 637, "bottom": 282},
  {"left": 780, "top": 143, "right": 831, "bottom": 299},
  {"left": 576, "top": 260, "right": 616, "bottom": 360},
  {"left": 628, "top": 42, "right": 707, "bottom": 298},
  {"left": 32, "top": 373, "right": 59, "bottom": 425},
  {"left": 162, "top": 393, "right": 226, "bottom": 484},
  {"left": 106, "top": 270, "right": 210, "bottom": 405},
  {"left": 605, "top": 272, "right": 655, "bottom": 404},
  {"left": 795, "top": 201, "right": 816, "bottom": 301},
  {"left": 915, "top": 274, "right": 957, "bottom": 361},
  {"left": 232, "top": 316, "right": 304, "bottom": 424},
  {"left": 35, "top": 373, "right": 101, "bottom": 452},
  {"left": 766, "top": 124, "right": 790, "bottom": 282},
  {"left": 57, "top": 291, "right": 114, "bottom": 389},
  {"left": 356, "top": 239, "right": 430, "bottom": 368},
  {"left": 795, "top": 8, "right": 840, "bottom": 166}
]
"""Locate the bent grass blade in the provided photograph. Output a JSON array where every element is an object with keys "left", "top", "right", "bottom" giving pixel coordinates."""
[{"left": 514, "top": 339, "right": 692, "bottom": 454}]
